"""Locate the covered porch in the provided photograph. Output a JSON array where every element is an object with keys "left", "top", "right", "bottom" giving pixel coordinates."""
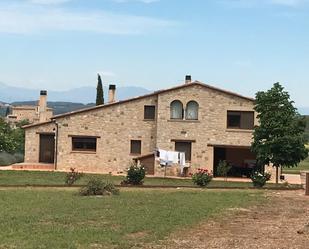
[{"left": 210, "top": 144, "right": 257, "bottom": 178}]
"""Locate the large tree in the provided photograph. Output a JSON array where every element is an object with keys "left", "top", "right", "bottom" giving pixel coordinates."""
[
  {"left": 0, "top": 118, "right": 27, "bottom": 154},
  {"left": 252, "top": 83, "right": 308, "bottom": 183},
  {"left": 96, "top": 74, "right": 104, "bottom": 106}
]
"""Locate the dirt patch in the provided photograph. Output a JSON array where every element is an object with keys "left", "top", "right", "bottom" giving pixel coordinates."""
[
  {"left": 126, "top": 231, "right": 149, "bottom": 239},
  {"left": 146, "top": 190, "right": 309, "bottom": 249}
]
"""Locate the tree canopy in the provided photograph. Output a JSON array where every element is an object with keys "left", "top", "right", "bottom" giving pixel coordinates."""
[
  {"left": 0, "top": 118, "right": 28, "bottom": 154},
  {"left": 251, "top": 83, "right": 308, "bottom": 182},
  {"left": 96, "top": 74, "right": 104, "bottom": 106}
]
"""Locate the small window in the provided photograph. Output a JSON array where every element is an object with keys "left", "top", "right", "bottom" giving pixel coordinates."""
[
  {"left": 72, "top": 137, "right": 97, "bottom": 152},
  {"left": 130, "top": 140, "right": 141, "bottom": 154},
  {"left": 185, "top": 101, "right": 199, "bottom": 120},
  {"left": 144, "top": 105, "right": 155, "bottom": 120},
  {"left": 175, "top": 141, "right": 192, "bottom": 161},
  {"left": 227, "top": 111, "right": 254, "bottom": 129},
  {"left": 170, "top": 100, "right": 183, "bottom": 119}
]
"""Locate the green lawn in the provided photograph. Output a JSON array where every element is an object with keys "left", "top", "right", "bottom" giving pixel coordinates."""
[
  {"left": 282, "top": 157, "right": 309, "bottom": 174},
  {"left": 0, "top": 188, "right": 264, "bottom": 249},
  {"left": 0, "top": 170, "right": 302, "bottom": 188}
]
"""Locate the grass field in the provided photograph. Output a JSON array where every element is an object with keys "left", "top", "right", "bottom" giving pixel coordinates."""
[
  {"left": 282, "top": 145, "right": 309, "bottom": 174},
  {"left": 282, "top": 157, "right": 309, "bottom": 174},
  {"left": 0, "top": 170, "right": 300, "bottom": 188},
  {"left": 0, "top": 188, "right": 264, "bottom": 249}
]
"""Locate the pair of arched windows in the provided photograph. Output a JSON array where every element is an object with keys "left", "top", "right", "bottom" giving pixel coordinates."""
[{"left": 170, "top": 100, "right": 199, "bottom": 120}]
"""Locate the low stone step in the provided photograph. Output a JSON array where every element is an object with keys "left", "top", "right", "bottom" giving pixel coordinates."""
[{"left": 12, "top": 163, "right": 55, "bottom": 171}]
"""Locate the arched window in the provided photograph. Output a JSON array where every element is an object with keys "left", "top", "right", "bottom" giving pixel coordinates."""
[
  {"left": 170, "top": 100, "right": 183, "bottom": 119},
  {"left": 185, "top": 101, "right": 199, "bottom": 120}
]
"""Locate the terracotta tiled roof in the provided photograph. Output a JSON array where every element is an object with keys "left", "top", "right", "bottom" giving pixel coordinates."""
[{"left": 51, "top": 81, "right": 254, "bottom": 119}]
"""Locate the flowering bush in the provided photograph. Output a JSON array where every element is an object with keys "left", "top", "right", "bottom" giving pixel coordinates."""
[
  {"left": 251, "top": 171, "right": 271, "bottom": 188},
  {"left": 192, "top": 168, "right": 213, "bottom": 187},
  {"left": 264, "top": 171, "right": 272, "bottom": 181},
  {"left": 79, "top": 178, "right": 119, "bottom": 196},
  {"left": 122, "top": 162, "right": 145, "bottom": 185},
  {"left": 65, "top": 168, "right": 84, "bottom": 186}
]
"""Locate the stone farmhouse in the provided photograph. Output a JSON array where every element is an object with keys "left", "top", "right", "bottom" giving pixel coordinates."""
[
  {"left": 7, "top": 91, "right": 53, "bottom": 124},
  {"left": 23, "top": 76, "right": 257, "bottom": 177}
]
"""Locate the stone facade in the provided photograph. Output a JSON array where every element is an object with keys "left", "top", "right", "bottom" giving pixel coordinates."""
[
  {"left": 23, "top": 81, "right": 256, "bottom": 175},
  {"left": 8, "top": 106, "right": 53, "bottom": 123},
  {"left": 7, "top": 90, "right": 53, "bottom": 124},
  {"left": 24, "top": 121, "right": 56, "bottom": 163}
]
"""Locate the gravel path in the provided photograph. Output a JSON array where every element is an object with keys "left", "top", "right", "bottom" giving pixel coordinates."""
[{"left": 146, "top": 190, "right": 309, "bottom": 249}]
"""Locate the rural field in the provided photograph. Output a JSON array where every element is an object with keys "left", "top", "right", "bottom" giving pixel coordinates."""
[
  {"left": 0, "top": 188, "right": 263, "bottom": 249},
  {"left": 0, "top": 187, "right": 308, "bottom": 249},
  {"left": 146, "top": 190, "right": 309, "bottom": 249},
  {"left": 282, "top": 145, "right": 309, "bottom": 174}
]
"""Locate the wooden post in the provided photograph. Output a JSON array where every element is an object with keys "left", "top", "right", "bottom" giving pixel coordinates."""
[{"left": 305, "top": 173, "right": 309, "bottom": 196}]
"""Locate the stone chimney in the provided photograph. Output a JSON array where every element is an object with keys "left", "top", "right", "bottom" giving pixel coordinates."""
[
  {"left": 39, "top": 90, "right": 48, "bottom": 122},
  {"left": 185, "top": 75, "right": 192, "bottom": 84},
  {"left": 108, "top": 84, "right": 116, "bottom": 103}
]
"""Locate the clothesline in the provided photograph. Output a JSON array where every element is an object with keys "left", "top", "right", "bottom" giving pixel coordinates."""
[{"left": 155, "top": 148, "right": 187, "bottom": 174}]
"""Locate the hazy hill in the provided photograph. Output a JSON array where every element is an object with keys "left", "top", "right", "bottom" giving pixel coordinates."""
[
  {"left": 10, "top": 101, "right": 96, "bottom": 115},
  {"left": 0, "top": 82, "right": 151, "bottom": 103}
]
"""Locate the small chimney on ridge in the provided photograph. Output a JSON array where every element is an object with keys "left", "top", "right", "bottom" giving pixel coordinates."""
[
  {"left": 39, "top": 90, "right": 48, "bottom": 122},
  {"left": 185, "top": 75, "right": 192, "bottom": 84},
  {"left": 108, "top": 84, "right": 116, "bottom": 103}
]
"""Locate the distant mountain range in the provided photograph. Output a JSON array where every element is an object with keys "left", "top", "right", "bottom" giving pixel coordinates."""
[
  {"left": 1, "top": 81, "right": 309, "bottom": 115},
  {"left": 0, "top": 82, "right": 151, "bottom": 104}
]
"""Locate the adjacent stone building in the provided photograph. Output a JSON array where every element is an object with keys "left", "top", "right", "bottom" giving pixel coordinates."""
[
  {"left": 23, "top": 77, "right": 257, "bottom": 176},
  {"left": 7, "top": 91, "right": 53, "bottom": 124}
]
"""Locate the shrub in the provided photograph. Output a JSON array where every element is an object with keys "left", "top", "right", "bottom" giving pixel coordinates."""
[
  {"left": 192, "top": 168, "right": 213, "bottom": 187},
  {"left": 264, "top": 171, "right": 272, "bottom": 181},
  {"left": 216, "top": 160, "right": 231, "bottom": 180},
  {"left": 122, "top": 162, "right": 145, "bottom": 185},
  {"left": 251, "top": 171, "right": 271, "bottom": 188},
  {"left": 0, "top": 152, "right": 24, "bottom": 166},
  {"left": 65, "top": 168, "right": 83, "bottom": 186},
  {"left": 79, "top": 178, "right": 119, "bottom": 196}
]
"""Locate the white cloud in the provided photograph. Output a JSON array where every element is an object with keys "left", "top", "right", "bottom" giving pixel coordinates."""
[
  {"left": 270, "top": 0, "right": 308, "bottom": 6},
  {"left": 0, "top": 2, "right": 175, "bottom": 35},
  {"left": 112, "top": 0, "right": 159, "bottom": 3},
  {"left": 219, "top": 0, "right": 309, "bottom": 8},
  {"left": 98, "top": 71, "right": 116, "bottom": 77},
  {"left": 29, "top": 0, "right": 72, "bottom": 5}
]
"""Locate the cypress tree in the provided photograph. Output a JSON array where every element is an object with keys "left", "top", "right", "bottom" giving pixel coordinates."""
[
  {"left": 96, "top": 74, "right": 104, "bottom": 106},
  {"left": 5, "top": 106, "right": 10, "bottom": 117}
]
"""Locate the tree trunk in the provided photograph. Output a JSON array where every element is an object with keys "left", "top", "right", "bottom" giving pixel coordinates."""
[{"left": 275, "top": 166, "right": 279, "bottom": 184}]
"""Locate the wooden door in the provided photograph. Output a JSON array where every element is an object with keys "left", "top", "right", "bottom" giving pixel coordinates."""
[{"left": 39, "top": 134, "right": 55, "bottom": 163}]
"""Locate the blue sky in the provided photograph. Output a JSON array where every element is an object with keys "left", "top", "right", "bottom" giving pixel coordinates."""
[{"left": 0, "top": 0, "right": 309, "bottom": 108}]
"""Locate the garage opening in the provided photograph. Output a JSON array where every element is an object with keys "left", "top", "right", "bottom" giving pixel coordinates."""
[{"left": 213, "top": 146, "right": 257, "bottom": 177}]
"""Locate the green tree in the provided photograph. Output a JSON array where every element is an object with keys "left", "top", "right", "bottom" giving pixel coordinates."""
[
  {"left": 217, "top": 160, "right": 231, "bottom": 181},
  {"left": 0, "top": 118, "right": 28, "bottom": 154},
  {"left": 5, "top": 106, "right": 10, "bottom": 117},
  {"left": 96, "top": 74, "right": 104, "bottom": 106},
  {"left": 0, "top": 118, "right": 17, "bottom": 153},
  {"left": 251, "top": 83, "right": 308, "bottom": 183},
  {"left": 12, "top": 120, "right": 29, "bottom": 153}
]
